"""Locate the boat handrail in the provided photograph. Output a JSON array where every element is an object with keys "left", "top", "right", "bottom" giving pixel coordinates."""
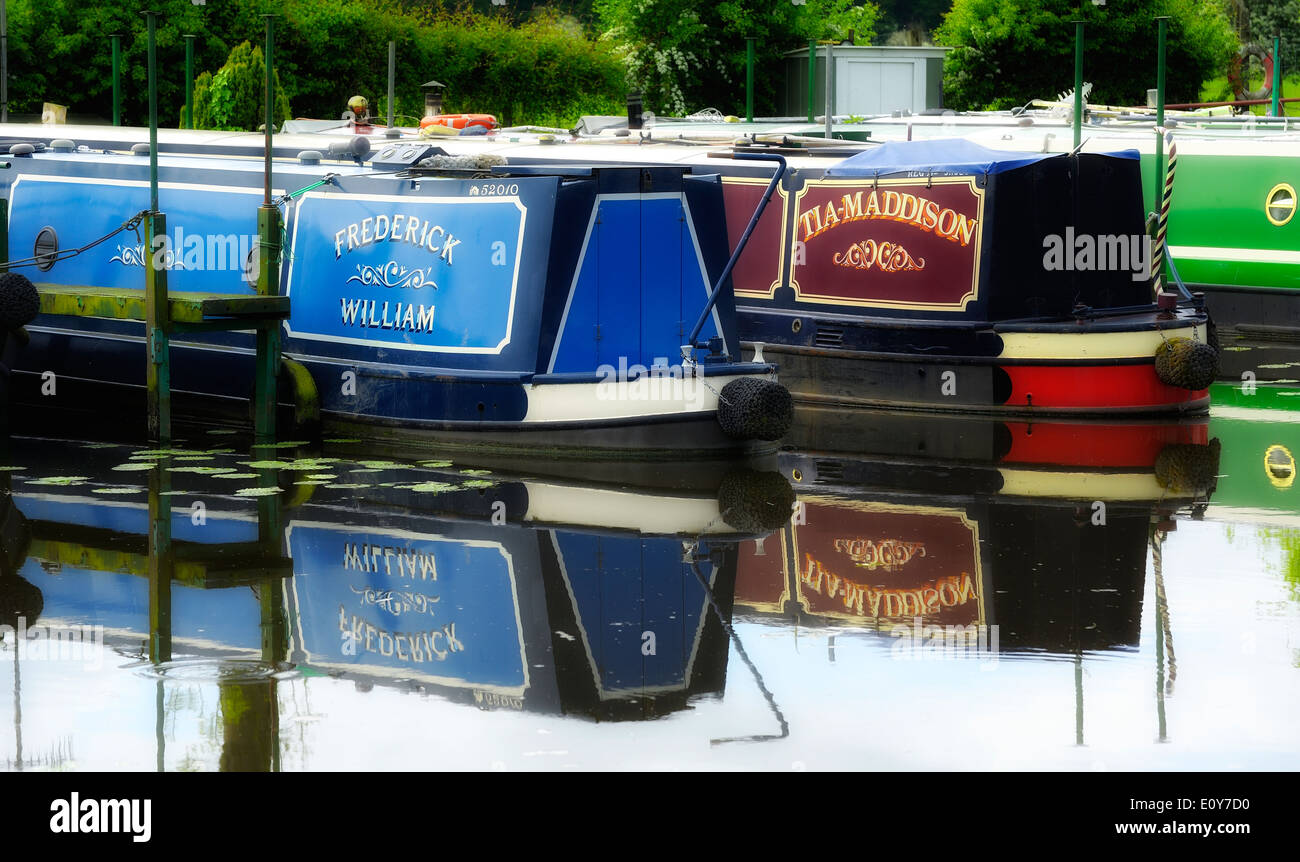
[{"left": 684, "top": 151, "right": 787, "bottom": 359}]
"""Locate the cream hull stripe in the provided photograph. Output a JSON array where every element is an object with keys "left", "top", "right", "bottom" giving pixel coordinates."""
[
  {"left": 1169, "top": 245, "right": 1300, "bottom": 265},
  {"left": 998, "top": 323, "right": 1206, "bottom": 361}
]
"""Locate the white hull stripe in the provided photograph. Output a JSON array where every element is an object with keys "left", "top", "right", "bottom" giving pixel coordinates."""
[
  {"left": 522, "top": 372, "right": 766, "bottom": 423},
  {"left": 523, "top": 483, "right": 733, "bottom": 534},
  {"left": 1169, "top": 245, "right": 1300, "bottom": 265},
  {"left": 998, "top": 323, "right": 1206, "bottom": 361}
]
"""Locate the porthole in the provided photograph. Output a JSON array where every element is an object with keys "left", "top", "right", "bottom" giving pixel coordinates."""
[
  {"left": 34, "top": 226, "right": 58, "bottom": 271},
  {"left": 1265, "top": 444, "right": 1295, "bottom": 489},
  {"left": 1266, "top": 183, "right": 1296, "bottom": 226}
]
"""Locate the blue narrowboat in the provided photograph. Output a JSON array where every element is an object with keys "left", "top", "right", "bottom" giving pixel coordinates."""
[{"left": 0, "top": 134, "right": 791, "bottom": 454}]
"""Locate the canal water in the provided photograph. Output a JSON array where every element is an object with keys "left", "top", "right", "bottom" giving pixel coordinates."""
[{"left": 1, "top": 384, "right": 1298, "bottom": 772}]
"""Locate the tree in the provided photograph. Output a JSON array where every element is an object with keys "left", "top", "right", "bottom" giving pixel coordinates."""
[
  {"left": 935, "top": 0, "right": 1239, "bottom": 110},
  {"left": 596, "top": 0, "right": 880, "bottom": 117},
  {"left": 190, "top": 42, "right": 291, "bottom": 131}
]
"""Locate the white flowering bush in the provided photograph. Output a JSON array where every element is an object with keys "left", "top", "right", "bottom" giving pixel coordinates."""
[{"left": 598, "top": 0, "right": 880, "bottom": 117}]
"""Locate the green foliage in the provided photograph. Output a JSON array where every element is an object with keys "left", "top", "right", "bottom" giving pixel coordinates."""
[
  {"left": 4, "top": 0, "right": 624, "bottom": 129},
  {"left": 189, "top": 42, "right": 291, "bottom": 131},
  {"left": 934, "top": 0, "right": 1240, "bottom": 110},
  {"left": 596, "top": 0, "right": 880, "bottom": 116},
  {"left": 5, "top": 0, "right": 229, "bottom": 125}
]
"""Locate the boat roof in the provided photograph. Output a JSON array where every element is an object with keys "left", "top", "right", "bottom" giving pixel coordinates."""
[{"left": 822, "top": 137, "right": 1137, "bottom": 178}]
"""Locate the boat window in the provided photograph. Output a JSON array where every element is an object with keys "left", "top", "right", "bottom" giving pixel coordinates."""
[{"left": 1266, "top": 183, "right": 1296, "bottom": 226}]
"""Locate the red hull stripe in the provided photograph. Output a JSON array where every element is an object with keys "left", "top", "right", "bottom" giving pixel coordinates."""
[
  {"left": 1002, "top": 364, "right": 1207, "bottom": 411},
  {"left": 1002, "top": 420, "right": 1210, "bottom": 468}
]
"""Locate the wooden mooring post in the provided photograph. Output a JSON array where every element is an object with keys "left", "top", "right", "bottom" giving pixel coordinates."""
[{"left": 3, "top": 13, "right": 294, "bottom": 444}]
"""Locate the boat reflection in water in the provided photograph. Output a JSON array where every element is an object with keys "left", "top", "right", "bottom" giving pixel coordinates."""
[
  {"left": 0, "top": 407, "right": 1227, "bottom": 769},
  {"left": 737, "top": 407, "right": 1220, "bottom": 664},
  {"left": 0, "top": 439, "right": 793, "bottom": 770}
]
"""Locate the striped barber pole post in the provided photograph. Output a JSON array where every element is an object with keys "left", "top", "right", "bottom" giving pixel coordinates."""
[{"left": 1151, "top": 128, "right": 1177, "bottom": 295}]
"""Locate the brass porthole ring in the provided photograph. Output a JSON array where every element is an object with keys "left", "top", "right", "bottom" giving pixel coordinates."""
[{"left": 1266, "top": 183, "right": 1296, "bottom": 226}]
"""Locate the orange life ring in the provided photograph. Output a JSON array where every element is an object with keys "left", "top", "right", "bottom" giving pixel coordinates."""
[
  {"left": 1229, "top": 44, "right": 1274, "bottom": 101},
  {"left": 419, "top": 113, "right": 498, "bottom": 131}
]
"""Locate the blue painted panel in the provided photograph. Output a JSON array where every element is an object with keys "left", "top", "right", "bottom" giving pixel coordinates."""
[
  {"left": 14, "top": 496, "right": 259, "bottom": 545},
  {"left": 554, "top": 532, "right": 710, "bottom": 695},
  {"left": 287, "top": 523, "right": 527, "bottom": 691},
  {"left": 681, "top": 201, "right": 723, "bottom": 351},
  {"left": 641, "top": 197, "right": 683, "bottom": 367},
  {"left": 596, "top": 198, "right": 641, "bottom": 368},
  {"left": 20, "top": 562, "right": 263, "bottom": 649},
  {"left": 285, "top": 191, "right": 532, "bottom": 358},
  {"left": 7, "top": 176, "right": 261, "bottom": 294},
  {"left": 548, "top": 218, "right": 600, "bottom": 374}
]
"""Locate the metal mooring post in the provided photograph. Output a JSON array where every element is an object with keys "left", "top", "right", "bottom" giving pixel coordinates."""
[
  {"left": 184, "top": 34, "right": 195, "bottom": 129},
  {"left": 1072, "top": 20, "right": 1084, "bottom": 149},
  {"left": 385, "top": 40, "right": 399, "bottom": 137},
  {"left": 1154, "top": 17, "right": 1168, "bottom": 230},
  {"left": 806, "top": 40, "right": 816, "bottom": 123},
  {"left": 1272, "top": 36, "right": 1282, "bottom": 117},
  {"left": 254, "top": 14, "right": 281, "bottom": 442},
  {"left": 823, "top": 41, "right": 834, "bottom": 139},
  {"left": 111, "top": 33, "right": 122, "bottom": 126},
  {"left": 745, "top": 36, "right": 755, "bottom": 123},
  {"left": 144, "top": 10, "right": 171, "bottom": 444}
]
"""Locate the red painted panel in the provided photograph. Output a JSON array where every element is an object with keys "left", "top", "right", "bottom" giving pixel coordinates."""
[{"left": 790, "top": 178, "right": 984, "bottom": 310}]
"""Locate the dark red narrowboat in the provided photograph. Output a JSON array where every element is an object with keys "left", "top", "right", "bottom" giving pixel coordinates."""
[{"left": 722, "top": 139, "right": 1218, "bottom": 415}]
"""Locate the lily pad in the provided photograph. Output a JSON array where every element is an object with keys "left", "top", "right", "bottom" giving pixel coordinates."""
[
  {"left": 459, "top": 469, "right": 491, "bottom": 476},
  {"left": 0, "top": 466, "right": 26, "bottom": 472},
  {"left": 213, "top": 473, "right": 261, "bottom": 480},
  {"left": 407, "top": 481, "right": 457, "bottom": 493},
  {"left": 324, "top": 483, "right": 371, "bottom": 490},
  {"left": 417, "top": 460, "right": 453, "bottom": 468},
  {"left": 92, "top": 487, "right": 142, "bottom": 495},
  {"left": 243, "top": 460, "right": 293, "bottom": 470},
  {"left": 461, "top": 479, "right": 495, "bottom": 489},
  {"left": 113, "top": 462, "right": 159, "bottom": 472},
  {"left": 27, "top": 476, "right": 89, "bottom": 486},
  {"left": 167, "top": 466, "right": 236, "bottom": 475},
  {"left": 234, "top": 486, "right": 284, "bottom": 497}
]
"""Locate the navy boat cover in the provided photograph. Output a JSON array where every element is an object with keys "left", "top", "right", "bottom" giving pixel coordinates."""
[{"left": 823, "top": 138, "right": 1139, "bottom": 178}]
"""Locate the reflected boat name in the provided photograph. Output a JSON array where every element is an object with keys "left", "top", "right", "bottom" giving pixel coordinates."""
[
  {"left": 474, "top": 690, "right": 525, "bottom": 710},
  {"left": 349, "top": 584, "right": 440, "bottom": 617},
  {"left": 803, "top": 553, "right": 977, "bottom": 616},
  {"left": 832, "top": 537, "right": 927, "bottom": 571},
  {"left": 339, "top": 608, "right": 463, "bottom": 662},
  {"left": 343, "top": 542, "right": 438, "bottom": 580}
]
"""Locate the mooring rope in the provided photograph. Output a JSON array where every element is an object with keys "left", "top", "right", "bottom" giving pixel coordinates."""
[
  {"left": 687, "top": 553, "right": 789, "bottom": 744},
  {"left": 1151, "top": 128, "right": 1177, "bottom": 296},
  {"left": 0, "top": 209, "right": 150, "bottom": 271},
  {"left": 1151, "top": 525, "right": 1177, "bottom": 695}
]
